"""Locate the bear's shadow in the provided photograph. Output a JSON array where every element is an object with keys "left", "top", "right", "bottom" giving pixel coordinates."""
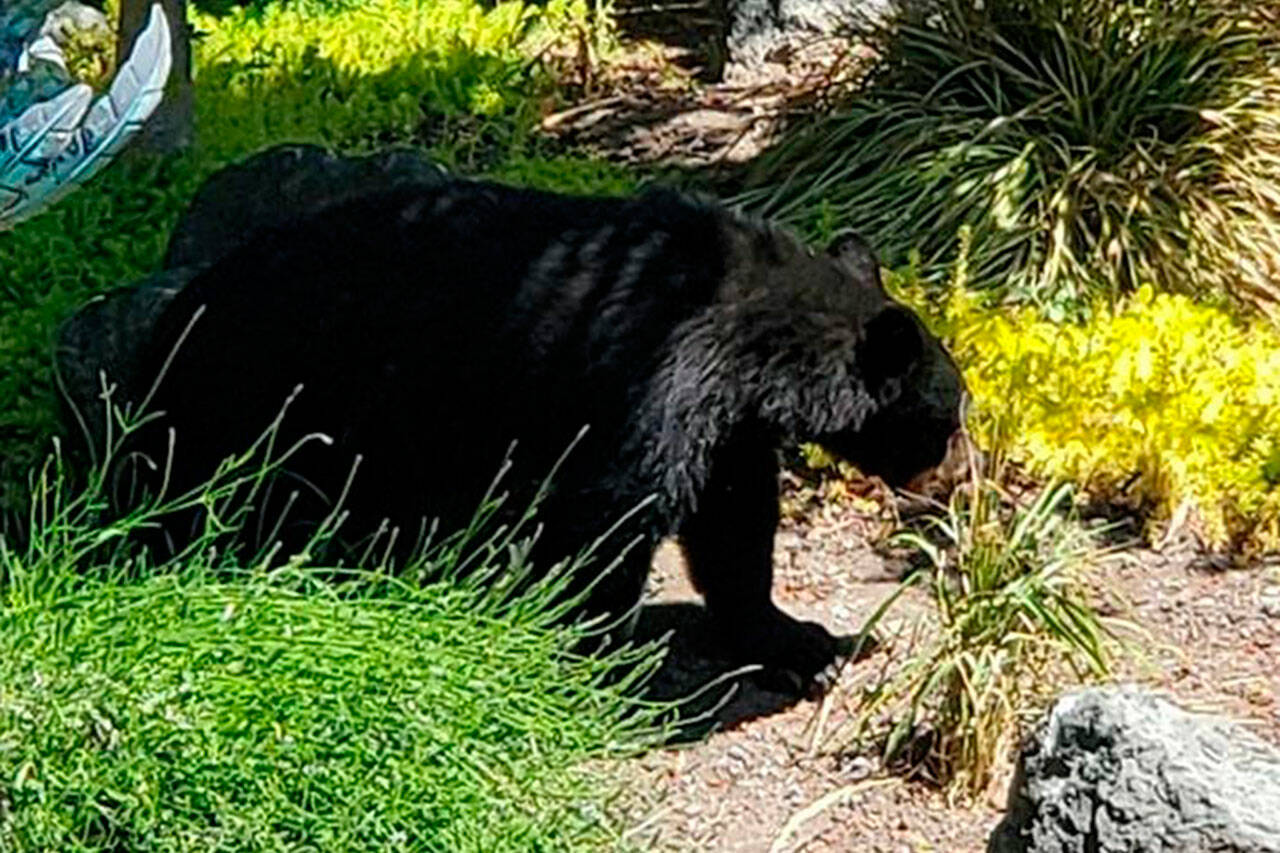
[{"left": 629, "top": 602, "right": 810, "bottom": 740}]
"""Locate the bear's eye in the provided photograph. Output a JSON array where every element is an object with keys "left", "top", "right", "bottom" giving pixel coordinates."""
[
  {"left": 879, "top": 375, "right": 904, "bottom": 403},
  {"left": 859, "top": 305, "right": 924, "bottom": 382}
]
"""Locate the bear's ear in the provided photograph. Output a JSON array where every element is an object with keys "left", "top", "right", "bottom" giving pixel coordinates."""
[
  {"left": 826, "top": 230, "right": 881, "bottom": 286},
  {"left": 858, "top": 304, "right": 924, "bottom": 386}
]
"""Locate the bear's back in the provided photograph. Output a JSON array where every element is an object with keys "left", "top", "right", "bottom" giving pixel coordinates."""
[
  {"left": 136, "top": 181, "right": 746, "bottom": 517},
  {"left": 151, "top": 180, "right": 735, "bottom": 378}
]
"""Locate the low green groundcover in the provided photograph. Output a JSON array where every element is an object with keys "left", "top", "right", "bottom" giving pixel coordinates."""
[{"left": 0, "top": 559, "right": 663, "bottom": 851}]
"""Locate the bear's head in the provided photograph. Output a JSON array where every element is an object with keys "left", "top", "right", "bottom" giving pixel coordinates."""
[
  {"left": 822, "top": 302, "right": 967, "bottom": 488},
  {"left": 812, "top": 232, "right": 967, "bottom": 489},
  {"left": 637, "top": 222, "right": 968, "bottom": 516},
  {"left": 717, "top": 229, "right": 966, "bottom": 491}
]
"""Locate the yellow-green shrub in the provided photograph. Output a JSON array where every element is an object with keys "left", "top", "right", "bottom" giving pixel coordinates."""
[
  {"left": 898, "top": 278, "right": 1280, "bottom": 551},
  {"left": 191, "top": 0, "right": 599, "bottom": 155}
]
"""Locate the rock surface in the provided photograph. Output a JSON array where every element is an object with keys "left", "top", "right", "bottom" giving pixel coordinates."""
[
  {"left": 989, "top": 686, "right": 1280, "bottom": 853},
  {"left": 164, "top": 144, "right": 447, "bottom": 270},
  {"left": 727, "top": 0, "right": 895, "bottom": 67},
  {"left": 56, "top": 265, "right": 195, "bottom": 456}
]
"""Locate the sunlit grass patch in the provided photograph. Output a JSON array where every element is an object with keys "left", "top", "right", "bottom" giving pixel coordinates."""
[{"left": 1, "top": 415, "right": 668, "bottom": 850}]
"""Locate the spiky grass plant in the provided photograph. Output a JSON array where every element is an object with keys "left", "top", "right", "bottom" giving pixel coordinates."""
[
  {"left": 851, "top": 468, "right": 1122, "bottom": 800},
  {"left": 732, "top": 0, "right": 1280, "bottom": 315},
  {"left": 0, "top": 400, "right": 669, "bottom": 850}
]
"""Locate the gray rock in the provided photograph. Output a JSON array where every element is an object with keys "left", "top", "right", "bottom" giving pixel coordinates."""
[
  {"left": 164, "top": 143, "right": 448, "bottom": 270},
  {"left": 727, "top": 0, "right": 899, "bottom": 67},
  {"left": 56, "top": 265, "right": 196, "bottom": 460},
  {"left": 989, "top": 686, "right": 1280, "bottom": 853}
]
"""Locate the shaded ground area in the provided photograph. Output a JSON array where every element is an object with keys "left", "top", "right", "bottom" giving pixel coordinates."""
[{"left": 542, "top": 20, "right": 872, "bottom": 170}]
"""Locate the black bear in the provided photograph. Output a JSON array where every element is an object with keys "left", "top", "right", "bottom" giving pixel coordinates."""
[{"left": 60, "top": 146, "right": 966, "bottom": 689}]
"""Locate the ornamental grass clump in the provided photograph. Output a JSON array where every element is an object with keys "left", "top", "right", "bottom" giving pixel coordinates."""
[
  {"left": 852, "top": 476, "right": 1118, "bottom": 800},
  {"left": 0, "top": 406, "right": 669, "bottom": 851},
  {"left": 732, "top": 0, "right": 1280, "bottom": 314}
]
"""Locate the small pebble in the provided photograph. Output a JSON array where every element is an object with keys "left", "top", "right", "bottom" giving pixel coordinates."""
[{"left": 1260, "top": 587, "right": 1280, "bottom": 618}]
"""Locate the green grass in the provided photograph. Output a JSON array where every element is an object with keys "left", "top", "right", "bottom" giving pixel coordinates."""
[
  {"left": 0, "top": 0, "right": 637, "bottom": 512},
  {"left": 1, "top": 437, "right": 668, "bottom": 850},
  {"left": 1, "top": 573, "right": 662, "bottom": 850},
  {"left": 730, "top": 0, "right": 1280, "bottom": 317}
]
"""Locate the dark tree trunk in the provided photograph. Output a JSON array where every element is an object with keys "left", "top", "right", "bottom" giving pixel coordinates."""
[{"left": 117, "top": 0, "right": 193, "bottom": 153}]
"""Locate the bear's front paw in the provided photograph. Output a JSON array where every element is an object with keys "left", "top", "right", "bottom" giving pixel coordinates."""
[{"left": 710, "top": 607, "right": 870, "bottom": 697}]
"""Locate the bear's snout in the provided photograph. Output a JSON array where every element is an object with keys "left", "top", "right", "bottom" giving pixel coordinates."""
[{"left": 902, "top": 428, "right": 976, "bottom": 500}]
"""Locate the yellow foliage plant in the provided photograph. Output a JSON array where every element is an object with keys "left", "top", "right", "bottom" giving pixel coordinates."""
[
  {"left": 894, "top": 251, "right": 1280, "bottom": 552},
  {"left": 188, "top": 0, "right": 604, "bottom": 155}
]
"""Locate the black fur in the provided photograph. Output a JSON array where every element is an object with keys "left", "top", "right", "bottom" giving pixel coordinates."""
[
  {"left": 112, "top": 162, "right": 965, "bottom": 687},
  {"left": 56, "top": 145, "right": 449, "bottom": 459}
]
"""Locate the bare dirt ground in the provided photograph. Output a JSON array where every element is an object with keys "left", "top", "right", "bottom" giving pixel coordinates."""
[
  {"left": 542, "top": 20, "right": 872, "bottom": 171},
  {"left": 622, "top": 486, "right": 1280, "bottom": 852}
]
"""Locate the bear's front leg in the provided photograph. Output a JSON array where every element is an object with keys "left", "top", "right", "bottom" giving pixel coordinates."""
[{"left": 678, "top": 439, "right": 850, "bottom": 693}]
